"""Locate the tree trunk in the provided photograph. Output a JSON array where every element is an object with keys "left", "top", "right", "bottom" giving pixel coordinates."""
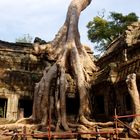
[
  {"left": 126, "top": 73, "right": 140, "bottom": 137},
  {"left": 0, "top": 0, "right": 115, "bottom": 135},
  {"left": 32, "top": 0, "right": 98, "bottom": 131}
]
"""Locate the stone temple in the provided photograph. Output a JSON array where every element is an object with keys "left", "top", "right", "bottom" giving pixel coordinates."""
[{"left": 0, "top": 22, "right": 140, "bottom": 124}]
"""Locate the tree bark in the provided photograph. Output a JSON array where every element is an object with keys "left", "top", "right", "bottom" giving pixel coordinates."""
[
  {"left": 126, "top": 73, "right": 140, "bottom": 137},
  {"left": 31, "top": 0, "right": 98, "bottom": 131},
  {"left": 0, "top": 0, "right": 116, "bottom": 136}
]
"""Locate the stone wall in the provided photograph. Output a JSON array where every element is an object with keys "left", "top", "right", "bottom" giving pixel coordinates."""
[
  {"left": 0, "top": 40, "right": 46, "bottom": 120},
  {"left": 92, "top": 22, "right": 140, "bottom": 121}
]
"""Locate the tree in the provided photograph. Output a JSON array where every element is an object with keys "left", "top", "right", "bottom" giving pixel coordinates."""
[
  {"left": 31, "top": 0, "right": 114, "bottom": 132},
  {"left": 32, "top": 0, "right": 98, "bottom": 131},
  {"left": 126, "top": 74, "right": 140, "bottom": 138},
  {"left": 0, "top": 0, "right": 113, "bottom": 134},
  {"left": 15, "top": 34, "right": 33, "bottom": 43},
  {"left": 87, "top": 12, "right": 139, "bottom": 52}
]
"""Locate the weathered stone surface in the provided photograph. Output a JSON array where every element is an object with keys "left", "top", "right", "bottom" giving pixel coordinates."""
[
  {"left": 0, "top": 22, "right": 140, "bottom": 136},
  {"left": 125, "top": 22, "right": 140, "bottom": 46},
  {"left": 92, "top": 22, "right": 140, "bottom": 122},
  {"left": 0, "top": 41, "right": 46, "bottom": 120}
]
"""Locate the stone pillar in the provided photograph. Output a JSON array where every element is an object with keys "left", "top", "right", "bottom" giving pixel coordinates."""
[
  {"left": 6, "top": 94, "right": 19, "bottom": 121},
  {"left": 19, "top": 108, "right": 24, "bottom": 119}
]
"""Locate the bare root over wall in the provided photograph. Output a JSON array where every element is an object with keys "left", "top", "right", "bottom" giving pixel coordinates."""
[
  {"left": 32, "top": 0, "right": 98, "bottom": 131},
  {"left": 0, "top": 0, "right": 114, "bottom": 134}
]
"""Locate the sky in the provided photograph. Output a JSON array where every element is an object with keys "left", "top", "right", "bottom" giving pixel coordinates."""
[{"left": 0, "top": 0, "right": 140, "bottom": 52}]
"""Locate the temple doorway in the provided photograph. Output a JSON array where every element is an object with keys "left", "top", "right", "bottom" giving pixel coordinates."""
[
  {"left": 19, "top": 99, "right": 33, "bottom": 118},
  {"left": 0, "top": 98, "right": 7, "bottom": 118}
]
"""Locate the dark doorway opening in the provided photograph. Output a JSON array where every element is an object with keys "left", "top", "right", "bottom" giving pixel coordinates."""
[
  {"left": 19, "top": 99, "right": 33, "bottom": 118},
  {"left": 125, "top": 94, "right": 132, "bottom": 111},
  {"left": 66, "top": 96, "right": 79, "bottom": 116},
  {"left": 0, "top": 98, "right": 7, "bottom": 118},
  {"left": 95, "top": 95, "right": 105, "bottom": 114}
]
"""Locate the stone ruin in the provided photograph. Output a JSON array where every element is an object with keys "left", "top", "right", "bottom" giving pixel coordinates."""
[
  {"left": 0, "top": 41, "right": 45, "bottom": 121},
  {"left": 92, "top": 22, "right": 140, "bottom": 122},
  {"left": 0, "top": 22, "right": 139, "bottom": 129}
]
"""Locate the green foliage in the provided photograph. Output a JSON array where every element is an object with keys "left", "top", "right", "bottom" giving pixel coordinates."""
[
  {"left": 87, "top": 12, "right": 139, "bottom": 52},
  {"left": 15, "top": 34, "right": 33, "bottom": 43}
]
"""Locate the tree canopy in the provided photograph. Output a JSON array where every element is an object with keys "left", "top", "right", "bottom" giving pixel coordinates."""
[{"left": 87, "top": 12, "right": 139, "bottom": 53}]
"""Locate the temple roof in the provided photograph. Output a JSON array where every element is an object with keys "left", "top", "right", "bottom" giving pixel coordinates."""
[{"left": 94, "top": 22, "right": 140, "bottom": 84}]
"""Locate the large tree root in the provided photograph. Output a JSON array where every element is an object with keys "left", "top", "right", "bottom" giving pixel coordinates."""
[
  {"left": 0, "top": 119, "right": 114, "bottom": 140},
  {"left": 126, "top": 73, "right": 140, "bottom": 138},
  {"left": 0, "top": 0, "right": 115, "bottom": 138},
  {"left": 31, "top": 0, "right": 98, "bottom": 132}
]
